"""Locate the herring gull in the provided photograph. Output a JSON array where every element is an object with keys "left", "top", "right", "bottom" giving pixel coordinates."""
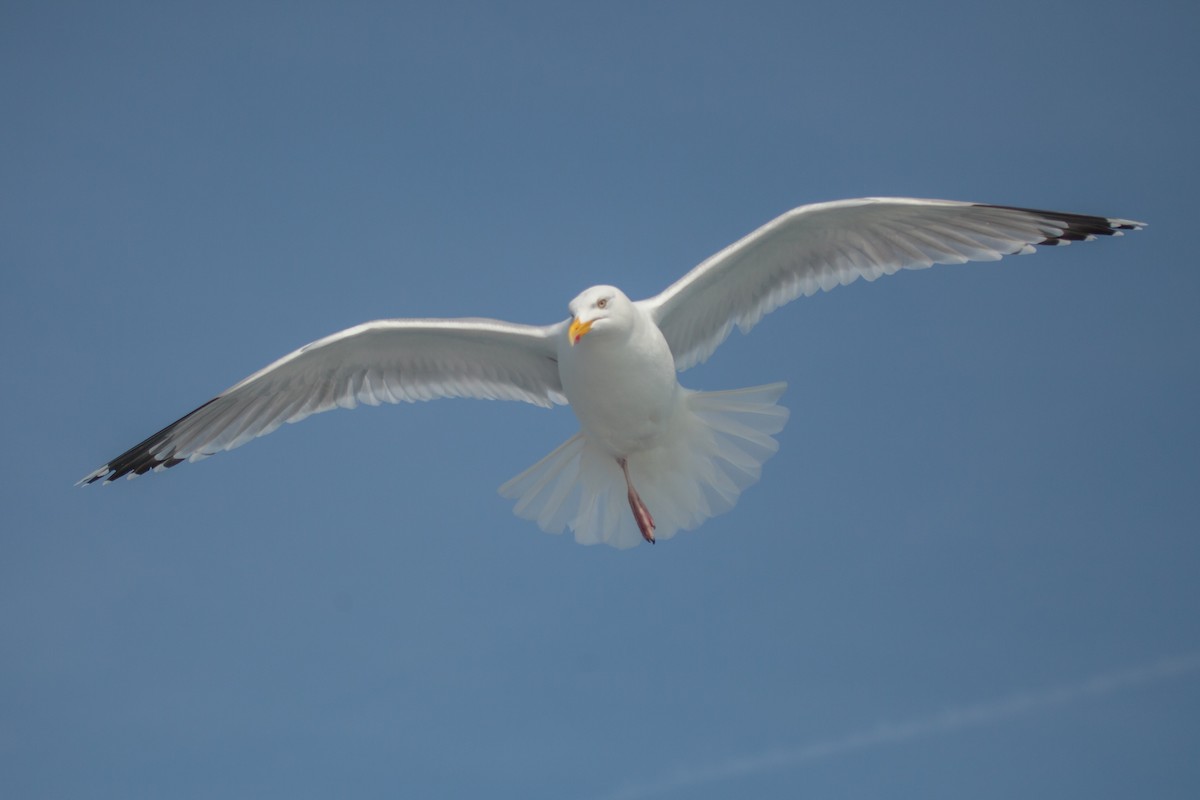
[{"left": 80, "top": 198, "right": 1144, "bottom": 548}]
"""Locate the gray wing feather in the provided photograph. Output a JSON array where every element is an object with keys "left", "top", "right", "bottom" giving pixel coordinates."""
[
  {"left": 640, "top": 198, "right": 1144, "bottom": 371},
  {"left": 81, "top": 317, "right": 566, "bottom": 483}
]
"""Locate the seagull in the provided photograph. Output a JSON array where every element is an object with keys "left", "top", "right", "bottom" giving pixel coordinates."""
[{"left": 80, "top": 198, "right": 1144, "bottom": 548}]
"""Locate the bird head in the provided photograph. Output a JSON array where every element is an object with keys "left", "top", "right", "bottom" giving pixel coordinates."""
[{"left": 567, "top": 285, "right": 631, "bottom": 345}]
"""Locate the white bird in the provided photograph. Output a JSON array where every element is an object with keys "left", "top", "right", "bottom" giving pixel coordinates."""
[{"left": 80, "top": 198, "right": 1144, "bottom": 548}]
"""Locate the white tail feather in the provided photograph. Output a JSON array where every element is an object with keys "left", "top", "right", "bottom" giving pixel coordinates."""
[{"left": 499, "top": 383, "right": 788, "bottom": 548}]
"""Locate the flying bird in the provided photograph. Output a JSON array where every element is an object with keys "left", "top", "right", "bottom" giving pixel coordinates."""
[{"left": 80, "top": 198, "right": 1144, "bottom": 548}]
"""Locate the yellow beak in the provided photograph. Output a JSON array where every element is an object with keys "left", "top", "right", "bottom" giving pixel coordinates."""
[{"left": 569, "top": 317, "right": 593, "bottom": 345}]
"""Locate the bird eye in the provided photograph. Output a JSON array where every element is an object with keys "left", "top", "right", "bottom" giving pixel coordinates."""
[{"left": 597, "top": 298, "right": 608, "bottom": 309}]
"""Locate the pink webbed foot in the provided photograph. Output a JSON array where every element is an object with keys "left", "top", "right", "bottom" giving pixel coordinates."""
[{"left": 619, "top": 458, "right": 656, "bottom": 545}]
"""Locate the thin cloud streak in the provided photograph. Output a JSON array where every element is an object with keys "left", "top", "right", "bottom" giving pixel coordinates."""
[{"left": 595, "top": 652, "right": 1200, "bottom": 800}]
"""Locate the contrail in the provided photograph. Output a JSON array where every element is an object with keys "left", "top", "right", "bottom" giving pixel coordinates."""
[{"left": 593, "top": 652, "right": 1200, "bottom": 800}]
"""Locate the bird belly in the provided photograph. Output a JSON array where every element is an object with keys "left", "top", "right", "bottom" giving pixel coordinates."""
[
  {"left": 570, "top": 370, "right": 680, "bottom": 456},
  {"left": 559, "top": 329, "right": 680, "bottom": 457}
]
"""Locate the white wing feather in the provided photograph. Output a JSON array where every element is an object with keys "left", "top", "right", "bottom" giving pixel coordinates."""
[
  {"left": 640, "top": 198, "right": 1145, "bottom": 371},
  {"left": 81, "top": 317, "right": 566, "bottom": 483}
]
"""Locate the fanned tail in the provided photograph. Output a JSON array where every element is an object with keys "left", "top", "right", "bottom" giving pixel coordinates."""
[{"left": 499, "top": 383, "right": 788, "bottom": 548}]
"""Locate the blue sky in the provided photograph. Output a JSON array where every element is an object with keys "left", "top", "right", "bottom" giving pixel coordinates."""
[{"left": 3, "top": 1, "right": 1198, "bottom": 798}]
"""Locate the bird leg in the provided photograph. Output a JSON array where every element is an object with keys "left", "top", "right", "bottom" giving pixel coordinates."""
[{"left": 618, "top": 457, "right": 656, "bottom": 544}]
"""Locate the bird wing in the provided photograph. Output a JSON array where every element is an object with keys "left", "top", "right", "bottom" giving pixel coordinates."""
[
  {"left": 81, "top": 317, "right": 567, "bottom": 483},
  {"left": 639, "top": 198, "right": 1144, "bottom": 371}
]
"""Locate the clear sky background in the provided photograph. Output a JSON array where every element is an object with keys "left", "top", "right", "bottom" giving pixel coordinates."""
[{"left": 3, "top": 2, "right": 1198, "bottom": 798}]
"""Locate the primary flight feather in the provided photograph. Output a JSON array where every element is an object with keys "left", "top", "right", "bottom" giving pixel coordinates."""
[{"left": 81, "top": 198, "right": 1144, "bottom": 548}]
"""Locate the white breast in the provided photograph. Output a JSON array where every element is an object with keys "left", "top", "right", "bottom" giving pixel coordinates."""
[{"left": 557, "top": 307, "right": 681, "bottom": 457}]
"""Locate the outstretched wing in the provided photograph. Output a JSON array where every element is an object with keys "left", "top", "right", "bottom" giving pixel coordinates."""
[
  {"left": 80, "top": 317, "right": 567, "bottom": 483},
  {"left": 640, "top": 198, "right": 1145, "bottom": 371}
]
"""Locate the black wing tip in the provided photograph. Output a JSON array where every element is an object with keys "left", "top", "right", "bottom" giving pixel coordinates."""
[
  {"left": 77, "top": 397, "right": 219, "bottom": 486},
  {"left": 975, "top": 203, "right": 1147, "bottom": 246},
  {"left": 77, "top": 454, "right": 185, "bottom": 486}
]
